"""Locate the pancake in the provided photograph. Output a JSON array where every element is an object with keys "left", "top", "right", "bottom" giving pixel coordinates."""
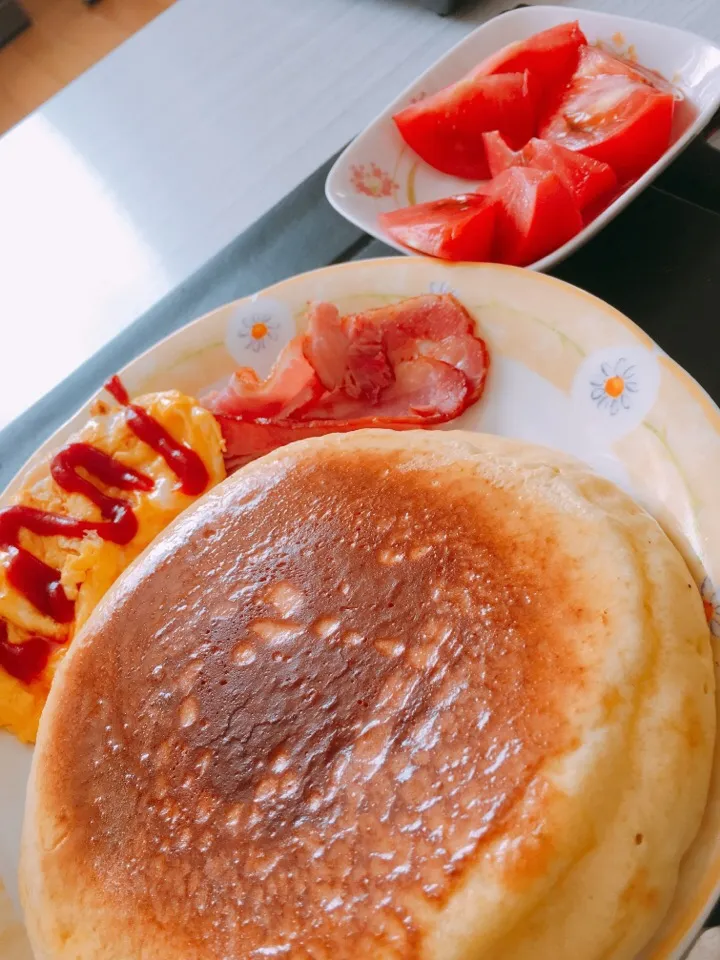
[{"left": 20, "top": 430, "right": 715, "bottom": 960}]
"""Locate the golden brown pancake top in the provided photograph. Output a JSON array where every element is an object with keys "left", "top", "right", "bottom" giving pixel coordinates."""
[{"left": 45, "top": 449, "right": 586, "bottom": 958}]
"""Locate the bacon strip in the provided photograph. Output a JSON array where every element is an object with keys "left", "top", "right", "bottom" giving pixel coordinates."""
[
  {"left": 303, "top": 357, "right": 468, "bottom": 421},
  {"left": 204, "top": 339, "right": 323, "bottom": 420},
  {"left": 202, "top": 294, "right": 490, "bottom": 469},
  {"left": 217, "top": 417, "right": 423, "bottom": 473}
]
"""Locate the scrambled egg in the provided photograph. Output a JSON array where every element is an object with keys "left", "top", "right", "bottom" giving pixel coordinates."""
[{"left": 0, "top": 390, "right": 226, "bottom": 743}]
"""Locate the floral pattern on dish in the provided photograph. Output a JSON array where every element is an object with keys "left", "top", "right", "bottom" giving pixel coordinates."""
[
  {"left": 225, "top": 298, "right": 294, "bottom": 376},
  {"left": 590, "top": 358, "right": 639, "bottom": 415},
  {"left": 701, "top": 577, "right": 720, "bottom": 637},
  {"left": 571, "top": 346, "right": 660, "bottom": 442},
  {"left": 349, "top": 163, "right": 399, "bottom": 199},
  {"left": 237, "top": 317, "right": 280, "bottom": 353}
]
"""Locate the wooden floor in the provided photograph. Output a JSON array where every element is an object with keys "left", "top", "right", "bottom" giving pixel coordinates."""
[{"left": 0, "top": 0, "right": 175, "bottom": 136}]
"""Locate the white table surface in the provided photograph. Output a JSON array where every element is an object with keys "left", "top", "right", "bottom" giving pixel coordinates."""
[{"left": 0, "top": 0, "right": 718, "bottom": 432}]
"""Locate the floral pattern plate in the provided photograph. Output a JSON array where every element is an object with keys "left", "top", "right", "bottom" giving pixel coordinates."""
[
  {"left": 325, "top": 4, "right": 720, "bottom": 271},
  {"left": 1, "top": 259, "right": 720, "bottom": 960}
]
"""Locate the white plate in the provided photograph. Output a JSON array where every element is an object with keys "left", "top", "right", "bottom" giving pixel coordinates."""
[
  {"left": 325, "top": 5, "right": 720, "bottom": 271},
  {"left": 2, "top": 260, "right": 720, "bottom": 960}
]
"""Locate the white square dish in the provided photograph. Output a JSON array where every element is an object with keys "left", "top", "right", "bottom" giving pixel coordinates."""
[{"left": 326, "top": 5, "right": 720, "bottom": 271}]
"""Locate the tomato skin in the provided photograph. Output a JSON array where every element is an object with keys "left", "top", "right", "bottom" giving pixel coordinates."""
[
  {"left": 474, "top": 21, "right": 587, "bottom": 105},
  {"left": 379, "top": 194, "right": 498, "bottom": 261},
  {"left": 393, "top": 71, "right": 536, "bottom": 179},
  {"left": 478, "top": 167, "right": 583, "bottom": 266},
  {"left": 483, "top": 132, "right": 617, "bottom": 210},
  {"left": 539, "top": 45, "right": 675, "bottom": 181}
]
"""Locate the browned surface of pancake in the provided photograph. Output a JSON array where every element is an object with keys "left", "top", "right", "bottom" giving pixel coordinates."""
[{"left": 36, "top": 447, "right": 588, "bottom": 958}]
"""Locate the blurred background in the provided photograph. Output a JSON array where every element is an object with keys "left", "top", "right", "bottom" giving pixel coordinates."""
[{"left": 0, "top": 0, "right": 174, "bottom": 135}]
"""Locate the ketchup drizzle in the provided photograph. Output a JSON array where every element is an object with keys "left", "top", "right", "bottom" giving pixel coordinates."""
[
  {"left": 104, "top": 375, "right": 130, "bottom": 406},
  {"left": 0, "top": 507, "right": 86, "bottom": 623},
  {"left": 0, "top": 620, "right": 59, "bottom": 685},
  {"left": 0, "top": 375, "right": 209, "bottom": 685},
  {"left": 105, "top": 375, "right": 209, "bottom": 496},
  {"left": 51, "top": 443, "right": 153, "bottom": 544}
]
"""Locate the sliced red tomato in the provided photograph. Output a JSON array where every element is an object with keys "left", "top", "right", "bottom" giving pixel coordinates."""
[
  {"left": 379, "top": 194, "right": 497, "bottom": 261},
  {"left": 574, "top": 44, "right": 676, "bottom": 91},
  {"left": 393, "top": 71, "right": 536, "bottom": 179},
  {"left": 474, "top": 21, "right": 586, "bottom": 106},
  {"left": 538, "top": 45, "right": 675, "bottom": 181},
  {"left": 581, "top": 182, "right": 626, "bottom": 225},
  {"left": 483, "top": 130, "right": 521, "bottom": 176},
  {"left": 483, "top": 132, "right": 617, "bottom": 210},
  {"left": 478, "top": 167, "right": 583, "bottom": 266}
]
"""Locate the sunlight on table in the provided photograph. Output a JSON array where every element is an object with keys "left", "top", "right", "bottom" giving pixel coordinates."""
[{"left": 0, "top": 117, "right": 167, "bottom": 430}]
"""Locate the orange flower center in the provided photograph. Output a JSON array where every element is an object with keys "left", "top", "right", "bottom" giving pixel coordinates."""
[
  {"left": 251, "top": 322, "right": 268, "bottom": 340},
  {"left": 604, "top": 375, "right": 625, "bottom": 398},
  {"left": 703, "top": 598, "right": 715, "bottom": 623}
]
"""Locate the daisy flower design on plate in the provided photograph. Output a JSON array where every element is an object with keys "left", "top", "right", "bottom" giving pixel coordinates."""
[
  {"left": 571, "top": 346, "right": 659, "bottom": 443},
  {"left": 590, "top": 358, "right": 638, "bottom": 415},
  {"left": 701, "top": 577, "right": 720, "bottom": 637},
  {"left": 225, "top": 298, "right": 294, "bottom": 376},
  {"left": 350, "top": 163, "right": 399, "bottom": 199},
  {"left": 235, "top": 313, "right": 279, "bottom": 353}
]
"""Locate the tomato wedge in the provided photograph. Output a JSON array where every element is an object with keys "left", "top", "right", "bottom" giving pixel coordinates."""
[
  {"left": 574, "top": 44, "right": 676, "bottom": 90},
  {"left": 483, "top": 132, "right": 617, "bottom": 211},
  {"left": 474, "top": 21, "right": 587, "bottom": 106},
  {"left": 539, "top": 45, "right": 675, "bottom": 181},
  {"left": 393, "top": 71, "right": 536, "bottom": 179},
  {"left": 478, "top": 167, "right": 583, "bottom": 266},
  {"left": 379, "top": 194, "right": 497, "bottom": 261}
]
